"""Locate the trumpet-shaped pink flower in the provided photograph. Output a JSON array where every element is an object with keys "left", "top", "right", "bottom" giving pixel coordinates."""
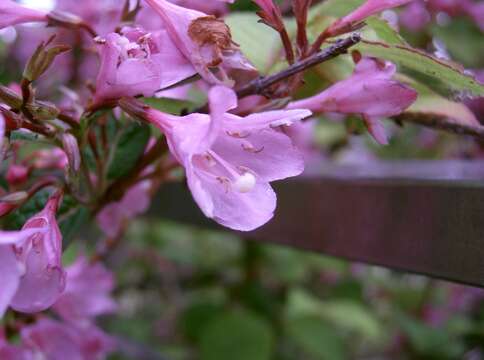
[
  {"left": 144, "top": 0, "right": 257, "bottom": 85},
  {"left": 21, "top": 319, "right": 115, "bottom": 360},
  {"left": 0, "top": 229, "right": 46, "bottom": 318},
  {"left": 96, "top": 179, "right": 152, "bottom": 238},
  {"left": 8, "top": 192, "right": 66, "bottom": 314},
  {"left": 0, "top": 0, "right": 47, "bottom": 29},
  {"left": 54, "top": 256, "right": 117, "bottom": 323},
  {"left": 94, "top": 26, "right": 196, "bottom": 103},
  {"left": 326, "top": 0, "right": 415, "bottom": 36},
  {"left": 287, "top": 58, "right": 418, "bottom": 144},
  {"left": 142, "top": 86, "right": 311, "bottom": 230}
]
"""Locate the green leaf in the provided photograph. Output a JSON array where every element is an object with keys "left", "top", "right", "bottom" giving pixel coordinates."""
[
  {"left": 309, "top": 0, "right": 364, "bottom": 18},
  {"left": 143, "top": 97, "right": 199, "bottom": 115},
  {"left": 286, "top": 316, "right": 346, "bottom": 360},
  {"left": 396, "top": 313, "right": 465, "bottom": 358},
  {"left": 107, "top": 122, "right": 151, "bottom": 180},
  {"left": 180, "top": 301, "right": 224, "bottom": 342},
  {"left": 200, "top": 310, "right": 274, "bottom": 360},
  {"left": 354, "top": 39, "right": 484, "bottom": 98},
  {"left": 59, "top": 206, "right": 89, "bottom": 247},
  {"left": 365, "top": 16, "right": 407, "bottom": 45},
  {"left": 286, "top": 289, "right": 382, "bottom": 341},
  {"left": 225, "top": 13, "right": 280, "bottom": 73}
]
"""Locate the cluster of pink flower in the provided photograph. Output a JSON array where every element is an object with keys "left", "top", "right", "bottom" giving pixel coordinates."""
[{"left": 0, "top": 0, "right": 430, "bottom": 357}]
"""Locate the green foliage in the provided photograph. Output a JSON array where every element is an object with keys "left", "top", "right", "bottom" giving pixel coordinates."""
[
  {"left": 286, "top": 316, "right": 346, "bottom": 360},
  {"left": 107, "top": 122, "right": 151, "bottom": 180},
  {"left": 199, "top": 310, "right": 274, "bottom": 360},
  {"left": 1, "top": 190, "right": 88, "bottom": 245}
]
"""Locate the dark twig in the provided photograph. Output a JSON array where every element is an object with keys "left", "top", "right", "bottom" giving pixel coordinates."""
[
  {"left": 236, "top": 34, "right": 361, "bottom": 98},
  {"left": 393, "top": 113, "right": 484, "bottom": 141}
]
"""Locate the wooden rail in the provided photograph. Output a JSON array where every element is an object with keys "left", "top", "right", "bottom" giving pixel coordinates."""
[{"left": 150, "top": 160, "right": 484, "bottom": 288}]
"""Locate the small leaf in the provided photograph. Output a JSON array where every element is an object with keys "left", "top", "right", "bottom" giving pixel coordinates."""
[
  {"left": 355, "top": 39, "right": 484, "bottom": 98},
  {"left": 107, "top": 122, "right": 151, "bottom": 180},
  {"left": 225, "top": 13, "right": 281, "bottom": 73},
  {"left": 286, "top": 316, "right": 346, "bottom": 360},
  {"left": 200, "top": 310, "right": 274, "bottom": 360},
  {"left": 59, "top": 206, "right": 89, "bottom": 248},
  {"left": 365, "top": 16, "right": 407, "bottom": 45},
  {"left": 143, "top": 97, "right": 198, "bottom": 115}
]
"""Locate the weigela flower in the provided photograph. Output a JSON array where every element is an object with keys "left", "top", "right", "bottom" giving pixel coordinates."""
[
  {"left": 0, "top": 0, "right": 48, "bottom": 29},
  {"left": 21, "top": 319, "right": 115, "bottom": 360},
  {"left": 144, "top": 0, "right": 257, "bottom": 86},
  {"left": 287, "top": 57, "right": 418, "bottom": 144},
  {"left": 138, "top": 86, "right": 311, "bottom": 231},
  {"left": 54, "top": 256, "right": 117, "bottom": 323},
  {"left": 325, "top": 0, "right": 415, "bottom": 37},
  {"left": 94, "top": 26, "right": 196, "bottom": 103},
  {"left": 0, "top": 228, "right": 45, "bottom": 318},
  {"left": 96, "top": 180, "right": 152, "bottom": 238},
  {"left": 8, "top": 191, "right": 66, "bottom": 314}
]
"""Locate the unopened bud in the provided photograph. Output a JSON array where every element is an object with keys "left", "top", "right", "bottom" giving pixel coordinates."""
[
  {"left": 6, "top": 165, "right": 29, "bottom": 186},
  {"left": 0, "top": 191, "right": 29, "bottom": 204},
  {"left": 61, "top": 133, "right": 81, "bottom": 172},
  {"left": 25, "top": 100, "right": 60, "bottom": 121},
  {"left": 0, "top": 86, "right": 23, "bottom": 109},
  {"left": 0, "top": 107, "right": 23, "bottom": 130},
  {"left": 119, "top": 97, "right": 150, "bottom": 122},
  {"left": 23, "top": 37, "right": 71, "bottom": 82}
]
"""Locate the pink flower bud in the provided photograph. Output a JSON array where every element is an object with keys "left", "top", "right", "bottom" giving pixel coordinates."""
[
  {"left": 61, "top": 133, "right": 81, "bottom": 172},
  {"left": 6, "top": 164, "right": 29, "bottom": 186},
  {"left": 0, "top": 0, "right": 48, "bottom": 29}
]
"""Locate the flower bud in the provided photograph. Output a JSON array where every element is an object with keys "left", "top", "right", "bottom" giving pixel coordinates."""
[
  {"left": 61, "top": 133, "right": 81, "bottom": 172},
  {"left": 6, "top": 164, "right": 29, "bottom": 186},
  {"left": 0, "top": 85, "right": 23, "bottom": 109},
  {"left": 25, "top": 100, "right": 60, "bottom": 121},
  {"left": 0, "top": 191, "right": 28, "bottom": 204},
  {"left": 23, "top": 37, "right": 71, "bottom": 82},
  {"left": 119, "top": 97, "right": 150, "bottom": 122},
  {"left": 0, "top": 191, "right": 28, "bottom": 217}
]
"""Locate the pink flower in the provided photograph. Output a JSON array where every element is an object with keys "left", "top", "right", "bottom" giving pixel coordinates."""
[
  {"left": 0, "top": 0, "right": 47, "bottom": 29},
  {"left": 0, "top": 332, "right": 32, "bottom": 360},
  {"left": 141, "top": 86, "right": 311, "bottom": 230},
  {"left": 326, "top": 0, "right": 415, "bottom": 37},
  {"left": 287, "top": 58, "right": 418, "bottom": 144},
  {"left": 96, "top": 180, "right": 152, "bottom": 238},
  {"left": 21, "top": 319, "right": 115, "bottom": 360},
  {"left": 400, "top": 1, "right": 431, "bottom": 31},
  {"left": 8, "top": 191, "right": 66, "bottom": 314},
  {"left": 94, "top": 26, "right": 196, "bottom": 103},
  {"left": 6, "top": 164, "right": 29, "bottom": 186},
  {"left": 0, "top": 228, "right": 45, "bottom": 318},
  {"left": 54, "top": 256, "right": 117, "bottom": 323},
  {"left": 144, "top": 0, "right": 257, "bottom": 85}
]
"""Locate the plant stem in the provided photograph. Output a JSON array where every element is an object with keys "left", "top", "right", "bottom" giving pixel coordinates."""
[{"left": 236, "top": 34, "right": 361, "bottom": 98}]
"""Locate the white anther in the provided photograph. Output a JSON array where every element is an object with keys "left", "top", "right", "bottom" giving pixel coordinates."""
[{"left": 234, "top": 172, "right": 256, "bottom": 193}]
